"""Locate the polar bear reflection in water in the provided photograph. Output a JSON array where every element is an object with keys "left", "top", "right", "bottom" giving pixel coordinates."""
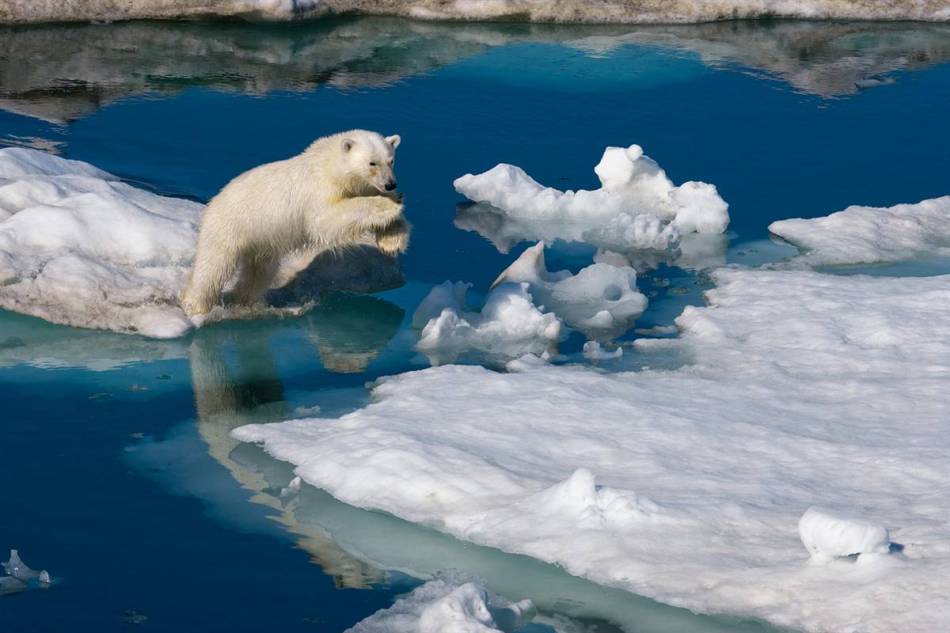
[{"left": 188, "top": 292, "right": 404, "bottom": 587}]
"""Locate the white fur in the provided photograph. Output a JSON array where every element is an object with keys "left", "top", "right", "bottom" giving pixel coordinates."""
[{"left": 181, "top": 129, "right": 409, "bottom": 316}]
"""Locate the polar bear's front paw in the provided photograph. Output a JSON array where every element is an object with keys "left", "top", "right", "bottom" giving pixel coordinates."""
[{"left": 375, "top": 218, "right": 410, "bottom": 256}]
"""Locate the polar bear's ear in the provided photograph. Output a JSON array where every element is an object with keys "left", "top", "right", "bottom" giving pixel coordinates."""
[
  {"left": 385, "top": 135, "right": 401, "bottom": 150},
  {"left": 341, "top": 138, "right": 354, "bottom": 152}
]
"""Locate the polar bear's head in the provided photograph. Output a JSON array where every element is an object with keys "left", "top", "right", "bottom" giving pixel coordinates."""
[{"left": 339, "top": 130, "right": 401, "bottom": 195}]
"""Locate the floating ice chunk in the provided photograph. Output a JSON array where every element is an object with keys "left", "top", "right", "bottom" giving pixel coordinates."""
[
  {"left": 346, "top": 576, "right": 535, "bottom": 633},
  {"left": 414, "top": 281, "right": 561, "bottom": 365},
  {"left": 769, "top": 196, "right": 950, "bottom": 266},
  {"left": 582, "top": 341, "right": 623, "bottom": 360},
  {"left": 799, "top": 507, "right": 891, "bottom": 563},
  {"left": 454, "top": 144, "right": 728, "bottom": 255},
  {"left": 493, "top": 242, "right": 646, "bottom": 338},
  {"left": 2, "top": 549, "right": 51, "bottom": 591}
]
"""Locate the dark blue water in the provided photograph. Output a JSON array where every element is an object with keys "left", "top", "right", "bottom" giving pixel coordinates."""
[{"left": 1, "top": 17, "right": 948, "bottom": 632}]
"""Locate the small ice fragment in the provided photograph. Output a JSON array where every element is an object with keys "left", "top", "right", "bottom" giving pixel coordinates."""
[
  {"left": 38, "top": 570, "right": 51, "bottom": 585},
  {"left": 414, "top": 281, "right": 561, "bottom": 364},
  {"left": 798, "top": 507, "right": 890, "bottom": 563},
  {"left": 493, "top": 242, "right": 647, "bottom": 337},
  {"left": 280, "top": 476, "right": 302, "bottom": 499},
  {"left": 583, "top": 341, "right": 623, "bottom": 360},
  {"left": 3, "top": 549, "right": 42, "bottom": 582}
]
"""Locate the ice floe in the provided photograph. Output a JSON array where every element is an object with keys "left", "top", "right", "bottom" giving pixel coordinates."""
[
  {"left": 1, "top": 550, "right": 51, "bottom": 595},
  {"left": 454, "top": 144, "right": 728, "bottom": 257},
  {"left": 493, "top": 242, "right": 646, "bottom": 338},
  {"left": 413, "top": 281, "right": 561, "bottom": 365},
  {"left": 769, "top": 195, "right": 950, "bottom": 267},
  {"left": 0, "top": 148, "right": 201, "bottom": 338},
  {"left": 346, "top": 576, "right": 536, "bottom": 633},
  {"left": 235, "top": 267, "right": 950, "bottom": 633},
  {"left": 3, "top": 0, "right": 948, "bottom": 24},
  {"left": 0, "top": 148, "right": 402, "bottom": 337}
]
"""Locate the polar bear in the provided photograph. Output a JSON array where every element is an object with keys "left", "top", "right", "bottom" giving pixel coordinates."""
[{"left": 181, "top": 130, "right": 409, "bottom": 317}]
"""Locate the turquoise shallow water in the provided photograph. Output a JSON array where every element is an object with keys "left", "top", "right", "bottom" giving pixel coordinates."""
[{"left": 1, "top": 16, "right": 948, "bottom": 632}]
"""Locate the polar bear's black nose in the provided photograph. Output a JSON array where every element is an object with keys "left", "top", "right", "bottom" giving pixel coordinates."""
[{"left": 385, "top": 180, "right": 397, "bottom": 191}]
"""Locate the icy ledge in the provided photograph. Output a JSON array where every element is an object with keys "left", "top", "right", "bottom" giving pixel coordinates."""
[
  {"left": 346, "top": 576, "right": 536, "bottom": 633},
  {"left": 235, "top": 267, "right": 950, "bottom": 633},
  {"left": 3, "top": 0, "right": 948, "bottom": 24},
  {"left": 454, "top": 144, "right": 728, "bottom": 254},
  {"left": 0, "top": 148, "right": 401, "bottom": 337},
  {"left": 769, "top": 195, "right": 950, "bottom": 267}
]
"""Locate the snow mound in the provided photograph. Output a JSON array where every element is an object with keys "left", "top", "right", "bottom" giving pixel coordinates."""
[
  {"left": 3, "top": 0, "right": 948, "bottom": 24},
  {"left": 347, "top": 576, "right": 535, "bottom": 633},
  {"left": 454, "top": 144, "right": 728, "bottom": 255},
  {"left": 799, "top": 507, "right": 891, "bottom": 563},
  {"left": 0, "top": 148, "right": 200, "bottom": 338},
  {"left": 769, "top": 195, "right": 950, "bottom": 266},
  {"left": 236, "top": 266, "right": 950, "bottom": 633},
  {"left": 494, "top": 242, "right": 646, "bottom": 338},
  {"left": 414, "top": 281, "right": 561, "bottom": 365},
  {"left": 0, "top": 148, "right": 403, "bottom": 337}
]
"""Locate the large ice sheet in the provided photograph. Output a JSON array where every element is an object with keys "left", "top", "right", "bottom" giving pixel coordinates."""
[
  {"left": 4, "top": 0, "right": 948, "bottom": 24},
  {"left": 346, "top": 576, "right": 536, "bottom": 633},
  {"left": 769, "top": 195, "right": 950, "bottom": 266},
  {"left": 454, "top": 145, "right": 728, "bottom": 255},
  {"left": 0, "top": 148, "right": 403, "bottom": 337},
  {"left": 235, "top": 267, "right": 950, "bottom": 633}
]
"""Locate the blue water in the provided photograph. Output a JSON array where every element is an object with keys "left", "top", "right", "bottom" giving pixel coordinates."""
[{"left": 1, "top": 17, "right": 948, "bottom": 632}]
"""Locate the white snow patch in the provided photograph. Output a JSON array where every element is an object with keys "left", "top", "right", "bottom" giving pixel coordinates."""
[
  {"left": 493, "top": 242, "right": 646, "bottom": 338},
  {"left": 799, "top": 507, "right": 891, "bottom": 564},
  {"left": 413, "top": 281, "right": 561, "bottom": 365},
  {"left": 236, "top": 267, "right": 950, "bottom": 633},
  {"left": 769, "top": 195, "right": 950, "bottom": 266},
  {"left": 0, "top": 148, "right": 199, "bottom": 337},
  {"left": 346, "top": 576, "right": 536, "bottom": 633},
  {"left": 454, "top": 144, "right": 728, "bottom": 255}
]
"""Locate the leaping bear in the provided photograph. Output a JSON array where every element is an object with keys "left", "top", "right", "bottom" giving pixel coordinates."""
[{"left": 181, "top": 129, "right": 409, "bottom": 317}]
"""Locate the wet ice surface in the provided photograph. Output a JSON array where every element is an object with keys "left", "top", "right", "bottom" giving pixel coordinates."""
[{"left": 2, "top": 14, "right": 949, "bottom": 633}]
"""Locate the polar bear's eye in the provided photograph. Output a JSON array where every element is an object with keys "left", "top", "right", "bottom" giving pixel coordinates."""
[{"left": 369, "top": 162, "right": 377, "bottom": 167}]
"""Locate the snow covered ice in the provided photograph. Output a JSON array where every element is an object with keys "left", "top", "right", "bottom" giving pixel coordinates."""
[
  {"left": 769, "top": 195, "right": 950, "bottom": 267},
  {"left": 454, "top": 144, "right": 729, "bottom": 259},
  {"left": 0, "top": 148, "right": 402, "bottom": 338},
  {"left": 235, "top": 264, "right": 950, "bottom": 633},
  {"left": 0, "top": 148, "right": 201, "bottom": 338},
  {"left": 413, "top": 281, "right": 561, "bottom": 365},
  {"left": 345, "top": 576, "right": 536, "bottom": 633},
  {"left": 493, "top": 242, "right": 647, "bottom": 338},
  {"left": 4, "top": 0, "right": 949, "bottom": 24}
]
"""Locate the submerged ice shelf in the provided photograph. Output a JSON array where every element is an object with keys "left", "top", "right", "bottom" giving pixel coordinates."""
[{"left": 235, "top": 263, "right": 950, "bottom": 633}]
